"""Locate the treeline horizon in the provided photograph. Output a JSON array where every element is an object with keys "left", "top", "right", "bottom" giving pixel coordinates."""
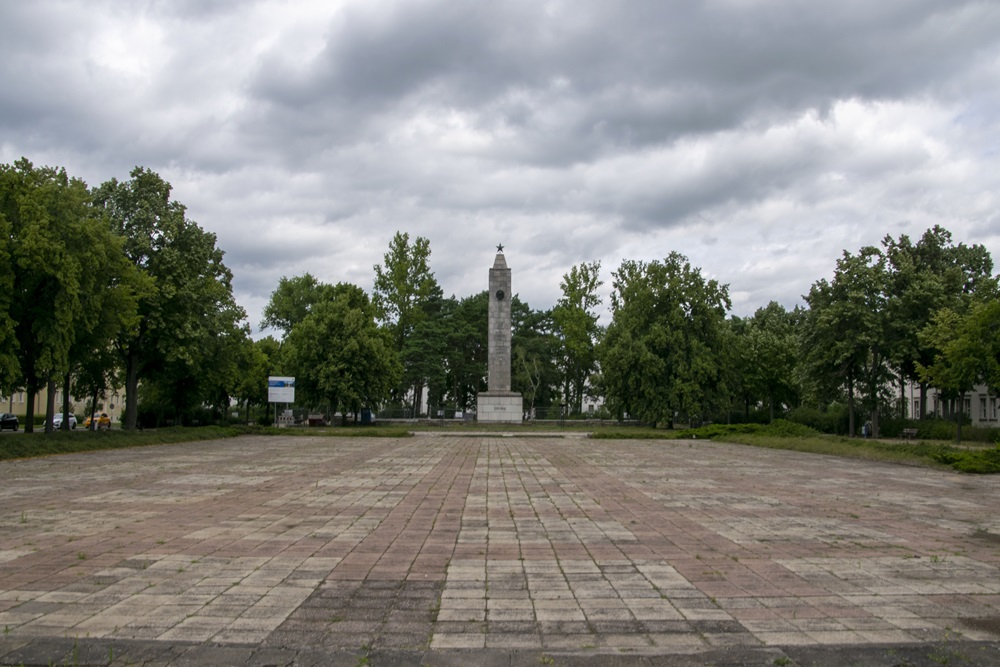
[{"left": 4, "top": 157, "right": 998, "bottom": 437}]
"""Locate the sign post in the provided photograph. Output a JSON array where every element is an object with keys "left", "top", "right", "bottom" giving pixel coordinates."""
[{"left": 268, "top": 377, "right": 295, "bottom": 427}]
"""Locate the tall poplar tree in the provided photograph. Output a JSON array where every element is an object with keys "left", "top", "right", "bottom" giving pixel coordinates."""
[
  {"left": 552, "top": 261, "right": 603, "bottom": 415},
  {"left": 372, "top": 232, "right": 442, "bottom": 415}
]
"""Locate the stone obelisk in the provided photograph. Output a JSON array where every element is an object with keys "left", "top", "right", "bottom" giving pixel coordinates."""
[{"left": 477, "top": 245, "right": 523, "bottom": 423}]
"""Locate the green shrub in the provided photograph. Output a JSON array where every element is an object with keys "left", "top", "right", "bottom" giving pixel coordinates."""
[
  {"left": 765, "top": 419, "right": 821, "bottom": 437},
  {"left": 882, "top": 419, "right": 1000, "bottom": 443},
  {"left": 932, "top": 446, "right": 1000, "bottom": 474},
  {"left": 787, "top": 405, "right": 849, "bottom": 435},
  {"left": 673, "top": 420, "right": 818, "bottom": 440}
]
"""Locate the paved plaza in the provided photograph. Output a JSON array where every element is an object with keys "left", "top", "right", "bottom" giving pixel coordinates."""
[{"left": 1, "top": 433, "right": 999, "bottom": 666}]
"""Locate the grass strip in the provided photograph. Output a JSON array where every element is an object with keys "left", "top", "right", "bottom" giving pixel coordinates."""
[
  {"left": 0, "top": 423, "right": 415, "bottom": 461},
  {"left": 716, "top": 433, "right": 955, "bottom": 469},
  {"left": 593, "top": 419, "right": 1000, "bottom": 473},
  {"left": 590, "top": 427, "right": 680, "bottom": 440},
  {"left": 0, "top": 426, "right": 243, "bottom": 461}
]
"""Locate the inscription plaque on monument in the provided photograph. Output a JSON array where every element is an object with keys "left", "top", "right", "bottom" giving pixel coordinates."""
[{"left": 477, "top": 245, "right": 523, "bottom": 423}]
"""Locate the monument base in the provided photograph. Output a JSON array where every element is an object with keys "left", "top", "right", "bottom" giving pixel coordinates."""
[{"left": 477, "top": 391, "right": 523, "bottom": 424}]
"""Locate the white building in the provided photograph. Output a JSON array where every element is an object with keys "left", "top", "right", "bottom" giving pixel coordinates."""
[{"left": 905, "top": 382, "right": 998, "bottom": 427}]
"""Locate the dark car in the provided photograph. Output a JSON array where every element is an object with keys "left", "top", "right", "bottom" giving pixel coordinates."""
[{"left": 0, "top": 412, "right": 18, "bottom": 431}]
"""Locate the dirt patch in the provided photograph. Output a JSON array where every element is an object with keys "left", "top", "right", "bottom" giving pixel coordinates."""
[
  {"left": 970, "top": 528, "right": 1000, "bottom": 545},
  {"left": 962, "top": 617, "right": 1000, "bottom": 637}
]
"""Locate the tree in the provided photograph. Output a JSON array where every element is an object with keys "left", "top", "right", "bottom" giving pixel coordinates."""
[
  {"left": 512, "top": 299, "right": 560, "bottom": 417},
  {"left": 917, "top": 307, "right": 985, "bottom": 443},
  {"left": 802, "top": 246, "right": 892, "bottom": 437},
  {"left": 402, "top": 295, "right": 450, "bottom": 415},
  {"left": 372, "top": 232, "right": 442, "bottom": 415},
  {"left": 552, "top": 261, "right": 603, "bottom": 415},
  {"left": 91, "top": 167, "right": 245, "bottom": 429},
  {"left": 283, "top": 283, "right": 400, "bottom": 419},
  {"left": 440, "top": 292, "right": 488, "bottom": 411},
  {"left": 969, "top": 301, "right": 1000, "bottom": 395},
  {"left": 742, "top": 302, "right": 800, "bottom": 422},
  {"left": 0, "top": 188, "right": 16, "bottom": 395},
  {"left": 599, "top": 252, "right": 731, "bottom": 427},
  {"left": 0, "top": 159, "right": 101, "bottom": 433},
  {"left": 883, "top": 226, "right": 996, "bottom": 419},
  {"left": 260, "top": 273, "right": 335, "bottom": 336},
  {"left": 67, "top": 226, "right": 141, "bottom": 430},
  {"left": 233, "top": 336, "right": 282, "bottom": 425}
]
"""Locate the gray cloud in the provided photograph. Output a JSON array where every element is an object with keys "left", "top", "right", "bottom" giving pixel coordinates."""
[{"left": 2, "top": 0, "right": 999, "bottom": 331}]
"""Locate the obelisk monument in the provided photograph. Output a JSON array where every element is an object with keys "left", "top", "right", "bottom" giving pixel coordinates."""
[{"left": 477, "top": 245, "right": 523, "bottom": 423}]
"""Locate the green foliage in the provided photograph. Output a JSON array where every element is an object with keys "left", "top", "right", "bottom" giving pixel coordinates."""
[
  {"left": 786, "top": 404, "right": 850, "bottom": 435},
  {"left": 232, "top": 336, "right": 282, "bottom": 424},
  {"left": 512, "top": 297, "right": 560, "bottom": 415},
  {"left": 552, "top": 261, "right": 603, "bottom": 414},
  {"left": 674, "top": 419, "right": 819, "bottom": 440},
  {"left": 743, "top": 303, "right": 800, "bottom": 420},
  {"left": 91, "top": 167, "right": 247, "bottom": 430},
  {"left": 933, "top": 446, "right": 1000, "bottom": 474},
  {"left": 878, "top": 418, "right": 1000, "bottom": 443},
  {"left": 599, "top": 252, "right": 731, "bottom": 427},
  {"left": 239, "top": 424, "right": 412, "bottom": 438},
  {"left": 283, "top": 282, "right": 400, "bottom": 416},
  {"left": 801, "top": 246, "right": 893, "bottom": 436},
  {"left": 260, "top": 273, "right": 335, "bottom": 335},
  {"left": 673, "top": 421, "right": 1000, "bottom": 474},
  {"left": 372, "top": 232, "right": 443, "bottom": 413},
  {"left": 916, "top": 297, "right": 1000, "bottom": 442},
  {"left": 0, "top": 426, "right": 242, "bottom": 461},
  {"left": 440, "top": 291, "right": 488, "bottom": 410},
  {"left": 883, "top": 226, "right": 996, "bottom": 414}
]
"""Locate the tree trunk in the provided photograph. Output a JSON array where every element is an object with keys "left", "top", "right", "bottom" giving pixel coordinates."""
[
  {"left": 24, "top": 378, "right": 37, "bottom": 434},
  {"left": 768, "top": 391, "right": 774, "bottom": 423},
  {"left": 46, "top": 378, "right": 57, "bottom": 433},
  {"left": 62, "top": 373, "right": 73, "bottom": 430},
  {"left": 899, "top": 372, "right": 906, "bottom": 420},
  {"left": 919, "top": 382, "right": 927, "bottom": 419},
  {"left": 872, "top": 404, "right": 880, "bottom": 439},
  {"left": 847, "top": 376, "right": 856, "bottom": 437},
  {"left": 124, "top": 348, "right": 139, "bottom": 430},
  {"left": 956, "top": 392, "right": 964, "bottom": 444},
  {"left": 90, "top": 385, "right": 100, "bottom": 430}
]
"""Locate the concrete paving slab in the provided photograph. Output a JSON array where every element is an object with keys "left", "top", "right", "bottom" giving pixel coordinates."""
[{"left": 1, "top": 434, "right": 999, "bottom": 665}]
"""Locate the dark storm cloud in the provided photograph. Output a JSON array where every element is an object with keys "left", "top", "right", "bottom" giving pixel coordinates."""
[
  {"left": 2, "top": 0, "right": 999, "bottom": 328},
  {"left": 245, "top": 0, "right": 999, "bottom": 161}
]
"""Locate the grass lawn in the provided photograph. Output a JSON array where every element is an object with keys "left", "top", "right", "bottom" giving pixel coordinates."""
[
  {"left": 0, "top": 426, "right": 244, "bottom": 462},
  {"left": 3, "top": 420, "right": 997, "bottom": 473},
  {"left": 598, "top": 420, "right": 1000, "bottom": 474}
]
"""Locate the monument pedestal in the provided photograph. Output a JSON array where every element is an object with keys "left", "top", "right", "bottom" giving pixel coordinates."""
[{"left": 477, "top": 391, "right": 523, "bottom": 424}]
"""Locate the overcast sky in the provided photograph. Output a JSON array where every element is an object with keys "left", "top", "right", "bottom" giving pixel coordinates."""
[{"left": 3, "top": 0, "right": 999, "bottom": 334}]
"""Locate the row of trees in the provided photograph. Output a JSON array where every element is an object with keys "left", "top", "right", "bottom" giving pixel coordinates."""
[
  {"left": 1, "top": 159, "right": 248, "bottom": 431},
  {"left": 261, "top": 225, "right": 999, "bottom": 441},
  {"left": 4, "top": 154, "right": 995, "bottom": 434},
  {"left": 256, "top": 232, "right": 607, "bottom": 421},
  {"left": 599, "top": 226, "right": 999, "bottom": 438}
]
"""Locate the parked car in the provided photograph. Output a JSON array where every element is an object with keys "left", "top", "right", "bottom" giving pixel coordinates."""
[
  {"left": 0, "top": 412, "right": 18, "bottom": 431},
  {"left": 52, "top": 413, "right": 77, "bottom": 430},
  {"left": 84, "top": 413, "right": 112, "bottom": 430}
]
